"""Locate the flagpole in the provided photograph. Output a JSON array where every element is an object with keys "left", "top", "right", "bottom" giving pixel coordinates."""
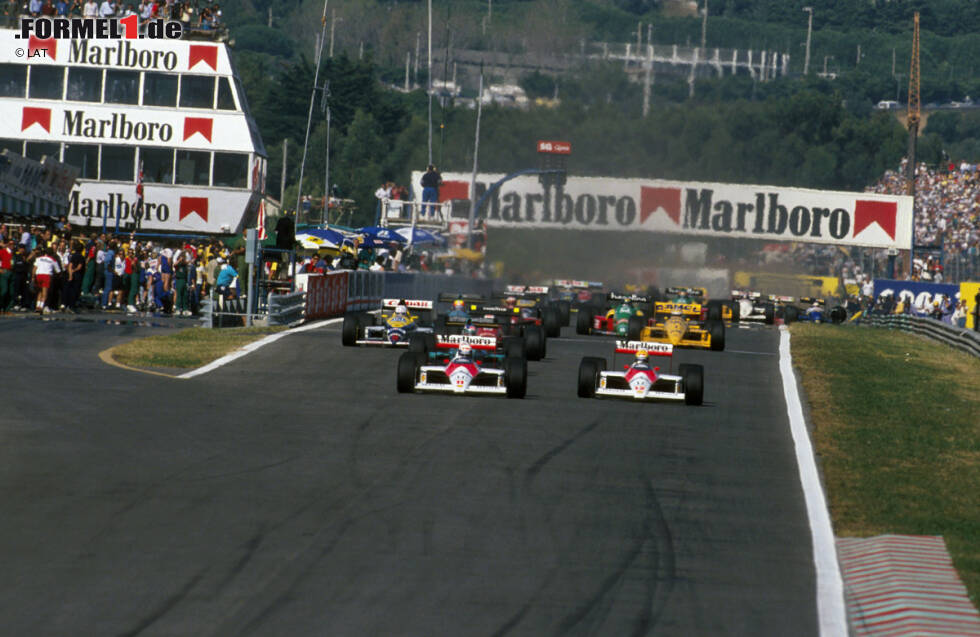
[{"left": 296, "top": 0, "right": 329, "bottom": 221}]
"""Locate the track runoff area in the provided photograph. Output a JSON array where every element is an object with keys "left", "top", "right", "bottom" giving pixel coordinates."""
[{"left": 0, "top": 315, "right": 843, "bottom": 635}]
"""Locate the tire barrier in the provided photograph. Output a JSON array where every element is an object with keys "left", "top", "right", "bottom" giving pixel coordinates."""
[{"left": 859, "top": 313, "right": 980, "bottom": 358}]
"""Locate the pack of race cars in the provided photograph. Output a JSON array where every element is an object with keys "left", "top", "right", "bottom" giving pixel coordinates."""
[{"left": 339, "top": 280, "right": 843, "bottom": 402}]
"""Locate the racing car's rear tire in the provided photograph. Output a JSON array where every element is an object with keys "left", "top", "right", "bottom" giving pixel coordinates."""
[
  {"left": 504, "top": 337, "right": 527, "bottom": 360},
  {"left": 683, "top": 364, "right": 704, "bottom": 405},
  {"left": 577, "top": 358, "right": 599, "bottom": 398},
  {"left": 763, "top": 303, "right": 775, "bottom": 325},
  {"left": 504, "top": 356, "right": 527, "bottom": 399},
  {"left": 726, "top": 300, "right": 740, "bottom": 323},
  {"left": 708, "top": 320, "right": 725, "bottom": 351},
  {"left": 408, "top": 332, "right": 431, "bottom": 353},
  {"left": 576, "top": 307, "right": 594, "bottom": 335},
  {"left": 557, "top": 301, "right": 571, "bottom": 326},
  {"left": 524, "top": 325, "right": 545, "bottom": 361},
  {"left": 784, "top": 305, "right": 800, "bottom": 324},
  {"left": 706, "top": 300, "right": 723, "bottom": 322},
  {"left": 542, "top": 307, "right": 561, "bottom": 338},
  {"left": 628, "top": 315, "right": 645, "bottom": 341},
  {"left": 397, "top": 351, "right": 419, "bottom": 393},
  {"left": 830, "top": 305, "right": 847, "bottom": 324},
  {"left": 341, "top": 313, "right": 360, "bottom": 346}
]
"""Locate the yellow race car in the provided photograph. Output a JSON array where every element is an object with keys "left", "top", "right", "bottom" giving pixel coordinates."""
[{"left": 637, "top": 300, "right": 726, "bottom": 351}]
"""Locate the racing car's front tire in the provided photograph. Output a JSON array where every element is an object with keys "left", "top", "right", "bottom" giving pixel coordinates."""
[
  {"left": 397, "top": 351, "right": 419, "bottom": 393},
  {"left": 341, "top": 313, "right": 360, "bottom": 346},
  {"left": 504, "top": 356, "right": 527, "bottom": 399},
  {"left": 784, "top": 305, "right": 800, "bottom": 324},
  {"left": 525, "top": 325, "right": 545, "bottom": 361},
  {"left": 830, "top": 305, "right": 847, "bottom": 324},
  {"left": 504, "top": 337, "right": 527, "bottom": 360},
  {"left": 682, "top": 364, "right": 704, "bottom": 405},
  {"left": 708, "top": 320, "right": 725, "bottom": 351},
  {"left": 628, "top": 316, "right": 645, "bottom": 341},
  {"left": 543, "top": 307, "right": 561, "bottom": 338},
  {"left": 577, "top": 357, "right": 601, "bottom": 398},
  {"left": 576, "top": 307, "right": 594, "bottom": 335}
]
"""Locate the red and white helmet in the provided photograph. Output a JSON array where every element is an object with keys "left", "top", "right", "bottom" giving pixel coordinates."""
[
  {"left": 635, "top": 348, "right": 649, "bottom": 363},
  {"left": 458, "top": 342, "right": 473, "bottom": 357}
]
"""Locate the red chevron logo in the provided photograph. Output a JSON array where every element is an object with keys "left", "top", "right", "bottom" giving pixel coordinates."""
[{"left": 640, "top": 186, "right": 682, "bottom": 224}]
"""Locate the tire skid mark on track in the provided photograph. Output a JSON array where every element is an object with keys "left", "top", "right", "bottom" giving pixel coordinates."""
[
  {"left": 524, "top": 420, "right": 600, "bottom": 488},
  {"left": 634, "top": 478, "right": 677, "bottom": 637},
  {"left": 215, "top": 525, "right": 267, "bottom": 594},
  {"left": 118, "top": 570, "right": 206, "bottom": 637}
]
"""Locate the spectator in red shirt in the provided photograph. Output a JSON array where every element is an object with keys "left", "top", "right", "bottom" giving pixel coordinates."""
[{"left": 0, "top": 238, "right": 13, "bottom": 314}]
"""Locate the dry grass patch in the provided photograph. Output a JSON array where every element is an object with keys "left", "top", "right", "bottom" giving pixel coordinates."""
[
  {"left": 790, "top": 323, "right": 980, "bottom": 604},
  {"left": 110, "top": 326, "right": 286, "bottom": 369}
]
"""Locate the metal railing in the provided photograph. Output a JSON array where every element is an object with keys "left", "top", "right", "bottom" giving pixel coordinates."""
[{"left": 859, "top": 313, "right": 980, "bottom": 357}]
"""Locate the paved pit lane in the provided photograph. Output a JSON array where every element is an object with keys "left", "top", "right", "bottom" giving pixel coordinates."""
[{"left": 0, "top": 319, "right": 817, "bottom": 636}]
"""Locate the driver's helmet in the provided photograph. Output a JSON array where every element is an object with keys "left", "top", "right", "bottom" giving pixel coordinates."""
[
  {"left": 453, "top": 299, "right": 465, "bottom": 311},
  {"left": 458, "top": 342, "right": 473, "bottom": 358},
  {"left": 634, "top": 349, "right": 649, "bottom": 364},
  {"left": 812, "top": 301, "right": 821, "bottom": 307},
  {"left": 463, "top": 322, "right": 478, "bottom": 335},
  {"left": 505, "top": 296, "right": 517, "bottom": 309},
  {"left": 394, "top": 305, "right": 408, "bottom": 317}
]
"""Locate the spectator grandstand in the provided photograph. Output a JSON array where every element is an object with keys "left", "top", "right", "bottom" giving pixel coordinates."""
[{"left": 869, "top": 160, "right": 980, "bottom": 283}]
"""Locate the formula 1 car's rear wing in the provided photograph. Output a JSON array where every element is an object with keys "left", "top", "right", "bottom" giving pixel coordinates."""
[
  {"left": 654, "top": 301, "right": 702, "bottom": 316},
  {"left": 664, "top": 286, "right": 706, "bottom": 298},
  {"left": 553, "top": 279, "right": 603, "bottom": 289},
  {"left": 768, "top": 294, "right": 797, "bottom": 303},
  {"left": 614, "top": 340, "right": 674, "bottom": 356},
  {"left": 435, "top": 334, "right": 498, "bottom": 350},
  {"left": 799, "top": 297, "right": 826, "bottom": 306},
  {"left": 437, "top": 293, "right": 486, "bottom": 304},
  {"left": 502, "top": 285, "right": 551, "bottom": 297},
  {"left": 382, "top": 298, "right": 434, "bottom": 310},
  {"left": 731, "top": 290, "right": 764, "bottom": 300},
  {"left": 608, "top": 292, "right": 652, "bottom": 304}
]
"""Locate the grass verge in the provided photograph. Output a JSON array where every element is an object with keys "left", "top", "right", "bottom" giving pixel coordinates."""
[
  {"left": 790, "top": 323, "right": 980, "bottom": 604},
  {"left": 110, "top": 326, "right": 287, "bottom": 370}
]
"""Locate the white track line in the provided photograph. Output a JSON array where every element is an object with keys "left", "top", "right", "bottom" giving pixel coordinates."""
[
  {"left": 779, "top": 326, "right": 848, "bottom": 636},
  {"left": 178, "top": 317, "right": 343, "bottom": 379}
]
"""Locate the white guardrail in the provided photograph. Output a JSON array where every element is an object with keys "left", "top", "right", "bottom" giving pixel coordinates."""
[{"left": 859, "top": 313, "right": 980, "bottom": 358}]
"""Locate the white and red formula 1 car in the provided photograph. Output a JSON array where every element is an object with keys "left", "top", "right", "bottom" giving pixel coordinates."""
[{"left": 577, "top": 340, "right": 703, "bottom": 405}]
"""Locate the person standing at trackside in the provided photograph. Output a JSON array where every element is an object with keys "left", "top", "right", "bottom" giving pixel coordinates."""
[
  {"left": 420, "top": 164, "right": 442, "bottom": 218},
  {"left": 214, "top": 257, "right": 238, "bottom": 299},
  {"left": 975, "top": 290, "right": 980, "bottom": 332},
  {"left": 32, "top": 248, "right": 60, "bottom": 314},
  {"left": 101, "top": 240, "right": 116, "bottom": 310},
  {"left": 64, "top": 241, "right": 85, "bottom": 313},
  {"left": 0, "top": 238, "right": 12, "bottom": 314},
  {"left": 174, "top": 252, "right": 190, "bottom": 316}
]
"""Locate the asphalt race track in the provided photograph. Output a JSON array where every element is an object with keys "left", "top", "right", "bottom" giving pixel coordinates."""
[{"left": 0, "top": 318, "right": 818, "bottom": 636}]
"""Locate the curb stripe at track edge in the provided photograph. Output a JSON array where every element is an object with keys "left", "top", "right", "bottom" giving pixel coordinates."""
[
  {"left": 779, "top": 325, "right": 848, "bottom": 636},
  {"left": 177, "top": 317, "right": 343, "bottom": 379}
]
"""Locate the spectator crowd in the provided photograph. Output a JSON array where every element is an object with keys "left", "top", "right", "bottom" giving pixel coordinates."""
[
  {"left": 14, "top": 0, "right": 223, "bottom": 31},
  {"left": 869, "top": 159, "right": 980, "bottom": 283},
  {"left": 0, "top": 217, "right": 247, "bottom": 317}
]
